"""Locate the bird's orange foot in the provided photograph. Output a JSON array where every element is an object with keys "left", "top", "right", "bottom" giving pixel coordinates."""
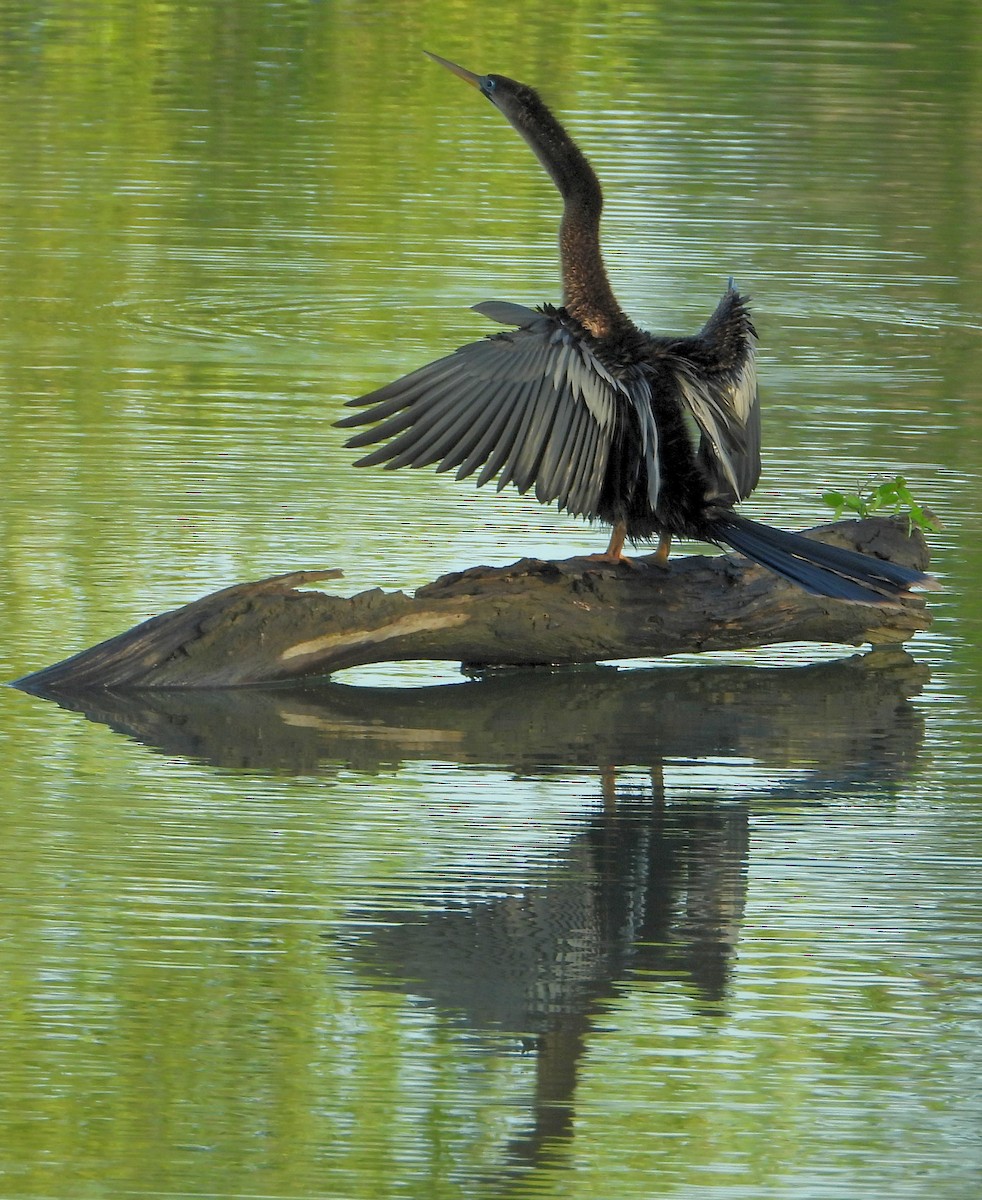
[
  {"left": 584, "top": 521, "right": 632, "bottom": 565},
  {"left": 648, "top": 534, "right": 673, "bottom": 570}
]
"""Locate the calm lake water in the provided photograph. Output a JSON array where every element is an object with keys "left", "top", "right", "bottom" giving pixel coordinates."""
[{"left": 2, "top": 2, "right": 981, "bottom": 1198}]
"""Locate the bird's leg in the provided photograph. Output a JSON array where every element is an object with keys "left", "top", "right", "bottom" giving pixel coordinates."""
[
  {"left": 652, "top": 534, "right": 672, "bottom": 568},
  {"left": 585, "top": 520, "right": 631, "bottom": 564},
  {"left": 601, "top": 764, "right": 618, "bottom": 813},
  {"left": 605, "top": 521, "right": 627, "bottom": 559}
]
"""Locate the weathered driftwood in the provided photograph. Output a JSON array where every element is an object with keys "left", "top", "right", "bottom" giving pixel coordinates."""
[{"left": 15, "top": 516, "right": 932, "bottom": 692}]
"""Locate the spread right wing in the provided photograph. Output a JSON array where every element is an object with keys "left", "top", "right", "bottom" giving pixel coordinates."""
[{"left": 336, "top": 304, "right": 658, "bottom": 520}]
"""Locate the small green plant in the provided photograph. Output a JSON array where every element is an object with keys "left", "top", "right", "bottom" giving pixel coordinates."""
[{"left": 821, "top": 475, "right": 941, "bottom": 534}]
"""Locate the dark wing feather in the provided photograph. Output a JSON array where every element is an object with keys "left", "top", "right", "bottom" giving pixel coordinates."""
[
  {"left": 337, "top": 305, "right": 651, "bottom": 520},
  {"left": 672, "top": 284, "right": 760, "bottom": 503}
]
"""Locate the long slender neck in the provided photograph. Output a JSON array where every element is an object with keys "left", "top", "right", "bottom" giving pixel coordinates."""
[{"left": 509, "top": 95, "right": 627, "bottom": 338}]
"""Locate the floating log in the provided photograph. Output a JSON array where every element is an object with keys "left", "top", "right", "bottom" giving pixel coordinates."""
[{"left": 14, "top": 517, "right": 933, "bottom": 692}]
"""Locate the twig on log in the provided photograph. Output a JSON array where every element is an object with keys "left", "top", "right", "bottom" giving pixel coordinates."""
[{"left": 14, "top": 517, "right": 933, "bottom": 692}]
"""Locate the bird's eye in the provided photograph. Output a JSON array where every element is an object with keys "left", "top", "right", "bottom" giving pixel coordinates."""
[{"left": 482, "top": 76, "right": 496, "bottom": 93}]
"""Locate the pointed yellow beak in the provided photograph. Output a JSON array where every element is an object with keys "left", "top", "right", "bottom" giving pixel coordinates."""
[{"left": 424, "top": 50, "right": 483, "bottom": 90}]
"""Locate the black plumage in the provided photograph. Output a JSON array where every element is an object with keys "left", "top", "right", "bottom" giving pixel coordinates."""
[{"left": 337, "top": 52, "right": 933, "bottom": 604}]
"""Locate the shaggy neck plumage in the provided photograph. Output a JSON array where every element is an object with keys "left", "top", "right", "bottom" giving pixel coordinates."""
[{"left": 506, "top": 91, "right": 626, "bottom": 338}]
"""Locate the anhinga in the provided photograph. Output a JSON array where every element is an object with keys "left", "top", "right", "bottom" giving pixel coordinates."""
[{"left": 337, "top": 52, "right": 933, "bottom": 604}]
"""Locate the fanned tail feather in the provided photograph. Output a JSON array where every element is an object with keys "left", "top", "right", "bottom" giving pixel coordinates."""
[{"left": 711, "top": 513, "right": 933, "bottom": 605}]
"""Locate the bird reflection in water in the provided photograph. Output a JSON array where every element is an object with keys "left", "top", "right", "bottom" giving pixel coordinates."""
[
  {"left": 343, "top": 790, "right": 749, "bottom": 1177},
  {"left": 338, "top": 53, "right": 934, "bottom": 604}
]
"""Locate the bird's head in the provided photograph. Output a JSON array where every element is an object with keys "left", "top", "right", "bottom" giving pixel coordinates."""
[
  {"left": 424, "top": 50, "right": 600, "bottom": 217},
  {"left": 424, "top": 51, "right": 543, "bottom": 128}
]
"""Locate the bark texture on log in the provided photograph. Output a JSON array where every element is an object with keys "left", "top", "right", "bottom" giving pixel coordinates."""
[{"left": 14, "top": 517, "right": 933, "bottom": 692}]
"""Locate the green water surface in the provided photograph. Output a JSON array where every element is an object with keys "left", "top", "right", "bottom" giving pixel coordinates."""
[{"left": 1, "top": 3, "right": 980, "bottom": 1198}]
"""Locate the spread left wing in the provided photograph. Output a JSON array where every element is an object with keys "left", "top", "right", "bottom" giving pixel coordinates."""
[{"left": 336, "top": 303, "right": 658, "bottom": 520}]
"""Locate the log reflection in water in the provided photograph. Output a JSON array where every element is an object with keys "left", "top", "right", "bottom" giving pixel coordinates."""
[{"left": 22, "top": 648, "right": 927, "bottom": 783}]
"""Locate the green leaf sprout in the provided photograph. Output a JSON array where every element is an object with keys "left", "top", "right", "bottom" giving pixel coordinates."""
[{"left": 821, "top": 475, "right": 941, "bottom": 535}]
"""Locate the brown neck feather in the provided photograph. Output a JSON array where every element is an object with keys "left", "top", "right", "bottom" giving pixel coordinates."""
[
  {"left": 505, "top": 86, "right": 627, "bottom": 338},
  {"left": 560, "top": 204, "right": 625, "bottom": 338}
]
